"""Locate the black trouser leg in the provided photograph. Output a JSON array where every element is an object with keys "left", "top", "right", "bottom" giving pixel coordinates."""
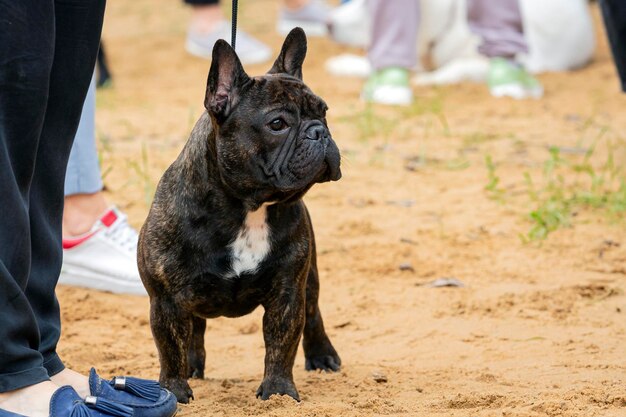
[
  {"left": 0, "top": 0, "right": 105, "bottom": 392},
  {"left": 599, "top": 0, "right": 626, "bottom": 92},
  {"left": 28, "top": 0, "right": 107, "bottom": 378},
  {"left": 0, "top": 0, "right": 55, "bottom": 393}
]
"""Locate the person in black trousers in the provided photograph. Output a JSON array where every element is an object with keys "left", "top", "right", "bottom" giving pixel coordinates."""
[
  {"left": 0, "top": 0, "right": 105, "bottom": 412},
  {"left": 0, "top": 2, "right": 175, "bottom": 416}
]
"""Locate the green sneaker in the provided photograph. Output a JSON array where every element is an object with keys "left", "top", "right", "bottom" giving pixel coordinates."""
[
  {"left": 362, "top": 67, "right": 413, "bottom": 105},
  {"left": 518, "top": 68, "right": 543, "bottom": 99},
  {"left": 488, "top": 57, "right": 543, "bottom": 99}
]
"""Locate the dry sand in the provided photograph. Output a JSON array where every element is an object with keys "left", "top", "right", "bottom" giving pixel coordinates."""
[{"left": 57, "top": 1, "right": 625, "bottom": 416}]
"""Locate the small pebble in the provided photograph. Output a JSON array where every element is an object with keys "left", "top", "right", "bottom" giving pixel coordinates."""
[
  {"left": 399, "top": 263, "right": 415, "bottom": 272},
  {"left": 371, "top": 371, "right": 388, "bottom": 383},
  {"left": 427, "top": 277, "right": 465, "bottom": 288}
]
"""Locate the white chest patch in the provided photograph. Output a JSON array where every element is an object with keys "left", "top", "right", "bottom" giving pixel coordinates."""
[{"left": 228, "top": 205, "right": 271, "bottom": 277}]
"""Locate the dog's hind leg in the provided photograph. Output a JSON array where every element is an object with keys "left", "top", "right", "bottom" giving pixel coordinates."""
[
  {"left": 187, "top": 316, "right": 207, "bottom": 379},
  {"left": 150, "top": 298, "right": 194, "bottom": 403},
  {"left": 302, "top": 240, "right": 342, "bottom": 372}
]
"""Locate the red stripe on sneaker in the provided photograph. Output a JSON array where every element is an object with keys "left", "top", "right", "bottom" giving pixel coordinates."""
[
  {"left": 100, "top": 209, "right": 118, "bottom": 227},
  {"left": 62, "top": 230, "right": 99, "bottom": 249}
]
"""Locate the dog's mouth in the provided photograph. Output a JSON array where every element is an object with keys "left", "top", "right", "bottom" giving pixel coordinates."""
[
  {"left": 323, "top": 147, "right": 342, "bottom": 182},
  {"left": 240, "top": 150, "right": 340, "bottom": 210},
  {"left": 259, "top": 158, "right": 334, "bottom": 190},
  {"left": 262, "top": 155, "right": 340, "bottom": 192}
]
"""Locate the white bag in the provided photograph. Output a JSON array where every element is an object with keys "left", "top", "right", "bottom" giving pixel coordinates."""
[{"left": 518, "top": 0, "right": 595, "bottom": 73}]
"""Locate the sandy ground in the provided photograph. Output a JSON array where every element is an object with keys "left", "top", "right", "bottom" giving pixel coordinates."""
[{"left": 57, "top": 1, "right": 625, "bottom": 416}]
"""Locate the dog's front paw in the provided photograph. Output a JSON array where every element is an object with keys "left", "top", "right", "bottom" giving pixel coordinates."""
[
  {"left": 255, "top": 377, "right": 300, "bottom": 401},
  {"left": 162, "top": 378, "right": 194, "bottom": 403},
  {"left": 305, "top": 343, "right": 341, "bottom": 372}
]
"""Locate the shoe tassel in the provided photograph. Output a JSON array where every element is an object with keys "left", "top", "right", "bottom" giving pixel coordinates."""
[
  {"left": 71, "top": 396, "right": 133, "bottom": 417},
  {"left": 111, "top": 376, "right": 161, "bottom": 402}
]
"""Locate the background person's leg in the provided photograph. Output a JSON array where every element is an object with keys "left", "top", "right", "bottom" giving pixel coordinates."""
[
  {"left": 61, "top": 75, "right": 146, "bottom": 296},
  {"left": 467, "top": 0, "right": 541, "bottom": 99},
  {"left": 26, "top": 0, "right": 106, "bottom": 378},
  {"left": 0, "top": 0, "right": 55, "bottom": 393},
  {"left": 363, "top": 0, "right": 418, "bottom": 105},
  {"left": 367, "top": 0, "right": 418, "bottom": 72},
  {"left": 467, "top": 0, "right": 527, "bottom": 59},
  {"left": 64, "top": 77, "right": 103, "bottom": 200}
]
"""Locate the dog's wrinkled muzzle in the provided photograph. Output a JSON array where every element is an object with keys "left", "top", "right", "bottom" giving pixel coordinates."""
[
  {"left": 261, "top": 120, "right": 340, "bottom": 188},
  {"left": 303, "top": 122, "right": 341, "bottom": 182}
]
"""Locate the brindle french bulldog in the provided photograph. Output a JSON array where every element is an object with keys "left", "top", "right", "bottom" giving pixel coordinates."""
[{"left": 138, "top": 28, "right": 341, "bottom": 404}]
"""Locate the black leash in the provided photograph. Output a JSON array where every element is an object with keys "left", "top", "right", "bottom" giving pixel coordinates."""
[{"left": 231, "top": 0, "right": 238, "bottom": 50}]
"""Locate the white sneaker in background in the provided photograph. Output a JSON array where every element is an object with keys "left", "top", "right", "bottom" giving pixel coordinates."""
[
  {"left": 60, "top": 207, "right": 147, "bottom": 296},
  {"left": 325, "top": 53, "right": 371, "bottom": 78},
  {"left": 186, "top": 21, "right": 272, "bottom": 65},
  {"left": 278, "top": 0, "right": 331, "bottom": 37}
]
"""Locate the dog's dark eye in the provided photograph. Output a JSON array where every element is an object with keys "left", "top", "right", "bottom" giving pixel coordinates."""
[{"left": 268, "top": 118, "right": 288, "bottom": 132}]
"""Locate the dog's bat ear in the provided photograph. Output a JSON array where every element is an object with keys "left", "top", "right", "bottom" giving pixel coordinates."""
[
  {"left": 268, "top": 27, "right": 307, "bottom": 80},
  {"left": 205, "top": 39, "right": 250, "bottom": 123}
]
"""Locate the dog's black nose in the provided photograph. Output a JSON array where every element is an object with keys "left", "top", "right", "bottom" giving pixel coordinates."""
[{"left": 305, "top": 124, "right": 328, "bottom": 141}]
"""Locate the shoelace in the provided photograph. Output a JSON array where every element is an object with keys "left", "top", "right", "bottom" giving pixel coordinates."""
[{"left": 103, "top": 213, "right": 138, "bottom": 252}]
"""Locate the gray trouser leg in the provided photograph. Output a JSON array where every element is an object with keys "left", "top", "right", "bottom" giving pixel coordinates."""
[
  {"left": 467, "top": 0, "right": 527, "bottom": 59},
  {"left": 368, "top": 0, "right": 419, "bottom": 71}
]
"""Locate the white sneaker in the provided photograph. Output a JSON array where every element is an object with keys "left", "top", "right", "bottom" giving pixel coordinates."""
[
  {"left": 186, "top": 21, "right": 272, "bottom": 65},
  {"left": 60, "top": 207, "right": 147, "bottom": 295},
  {"left": 325, "top": 53, "right": 371, "bottom": 78},
  {"left": 277, "top": 0, "right": 331, "bottom": 37}
]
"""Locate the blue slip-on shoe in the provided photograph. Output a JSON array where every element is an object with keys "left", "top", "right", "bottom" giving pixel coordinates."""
[
  {"left": 88, "top": 368, "right": 177, "bottom": 417},
  {"left": 1, "top": 385, "right": 134, "bottom": 417}
]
